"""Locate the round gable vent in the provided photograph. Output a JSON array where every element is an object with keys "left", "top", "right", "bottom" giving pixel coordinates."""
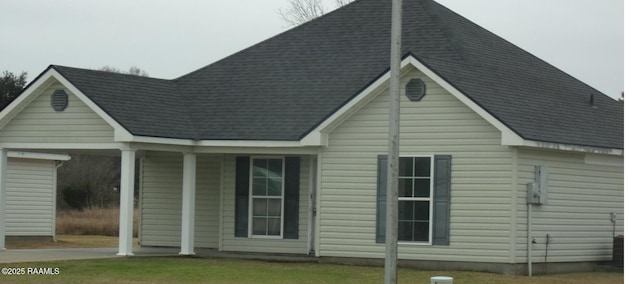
[
  {"left": 405, "top": 78, "right": 426, "bottom": 102},
  {"left": 51, "top": 90, "right": 68, "bottom": 112}
]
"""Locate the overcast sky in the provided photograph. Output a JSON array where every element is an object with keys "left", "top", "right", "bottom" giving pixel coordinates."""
[{"left": 0, "top": 0, "right": 624, "bottom": 99}]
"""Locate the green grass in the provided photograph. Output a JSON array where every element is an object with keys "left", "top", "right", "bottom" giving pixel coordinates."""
[{"left": 0, "top": 257, "right": 623, "bottom": 284}]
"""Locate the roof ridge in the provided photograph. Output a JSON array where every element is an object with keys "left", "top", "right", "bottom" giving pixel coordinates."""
[
  {"left": 174, "top": 81, "right": 201, "bottom": 141},
  {"left": 52, "top": 65, "right": 174, "bottom": 83}
]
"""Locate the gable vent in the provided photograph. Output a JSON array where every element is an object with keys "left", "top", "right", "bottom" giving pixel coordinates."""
[
  {"left": 51, "top": 90, "right": 69, "bottom": 112},
  {"left": 405, "top": 78, "right": 426, "bottom": 101}
]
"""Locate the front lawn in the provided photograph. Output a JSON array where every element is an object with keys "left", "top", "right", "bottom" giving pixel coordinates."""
[{"left": 0, "top": 257, "right": 623, "bottom": 284}]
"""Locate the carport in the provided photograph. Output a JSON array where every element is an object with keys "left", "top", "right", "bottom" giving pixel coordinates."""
[{"left": 0, "top": 68, "right": 195, "bottom": 256}]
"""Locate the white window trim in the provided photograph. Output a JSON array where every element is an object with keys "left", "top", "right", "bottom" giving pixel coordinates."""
[
  {"left": 397, "top": 155, "right": 434, "bottom": 246},
  {"left": 248, "top": 156, "right": 286, "bottom": 239}
]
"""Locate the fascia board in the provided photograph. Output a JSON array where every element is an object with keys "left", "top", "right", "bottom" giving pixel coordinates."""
[
  {"left": 128, "top": 135, "right": 317, "bottom": 149},
  {"left": 514, "top": 140, "right": 624, "bottom": 156},
  {"left": 8, "top": 151, "right": 71, "bottom": 161}
]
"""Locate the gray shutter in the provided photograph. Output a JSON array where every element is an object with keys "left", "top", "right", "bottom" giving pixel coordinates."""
[
  {"left": 234, "top": 156, "right": 250, "bottom": 237},
  {"left": 375, "top": 155, "right": 387, "bottom": 243},
  {"left": 432, "top": 155, "right": 452, "bottom": 245},
  {"left": 283, "top": 157, "right": 300, "bottom": 239}
]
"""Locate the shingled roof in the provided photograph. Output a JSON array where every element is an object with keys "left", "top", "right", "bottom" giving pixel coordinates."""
[{"left": 50, "top": 0, "right": 623, "bottom": 149}]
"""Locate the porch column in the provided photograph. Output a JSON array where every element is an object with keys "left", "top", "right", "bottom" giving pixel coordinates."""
[
  {"left": 179, "top": 153, "right": 196, "bottom": 255},
  {"left": 117, "top": 149, "right": 136, "bottom": 256},
  {"left": 0, "top": 149, "right": 7, "bottom": 250}
]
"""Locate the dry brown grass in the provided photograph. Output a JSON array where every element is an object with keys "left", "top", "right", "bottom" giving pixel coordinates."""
[{"left": 56, "top": 207, "right": 139, "bottom": 236}]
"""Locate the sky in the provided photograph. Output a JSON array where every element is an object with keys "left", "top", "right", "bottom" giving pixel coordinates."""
[{"left": 0, "top": 0, "right": 624, "bottom": 100}]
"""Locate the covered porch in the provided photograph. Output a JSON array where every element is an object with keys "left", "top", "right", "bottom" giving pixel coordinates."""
[
  {"left": 0, "top": 69, "right": 321, "bottom": 257},
  {"left": 0, "top": 145, "right": 319, "bottom": 257}
]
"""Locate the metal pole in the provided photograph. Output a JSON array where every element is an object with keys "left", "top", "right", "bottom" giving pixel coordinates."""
[{"left": 385, "top": 0, "right": 402, "bottom": 283}]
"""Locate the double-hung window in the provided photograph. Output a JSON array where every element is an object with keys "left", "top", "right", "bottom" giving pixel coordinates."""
[
  {"left": 398, "top": 156, "right": 433, "bottom": 243},
  {"left": 250, "top": 158, "right": 284, "bottom": 238},
  {"left": 376, "top": 154, "right": 451, "bottom": 245}
]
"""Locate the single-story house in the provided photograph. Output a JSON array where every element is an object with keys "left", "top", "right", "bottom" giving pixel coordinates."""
[
  {"left": 0, "top": 0, "right": 622, "bottom": 274},
  {"left": 4, "top": 152, "right": 70, "bottom": 239}
]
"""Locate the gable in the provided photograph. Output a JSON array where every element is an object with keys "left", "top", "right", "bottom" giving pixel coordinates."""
[
  {"left": 306, "top": 55, "right": 622, "bottom": 155},
  {"left": 328, "top": 65, "right": 505, "bottom": 151},
  {"left": 0, "top": 80, "right": 115, "bottom": 144}
]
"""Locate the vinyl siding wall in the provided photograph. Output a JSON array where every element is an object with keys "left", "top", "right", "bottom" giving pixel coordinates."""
[
  {"left": 515, "top": 149, "right": 624, "bottom": 263},
  {"left": 5, "top": 158, "right": 56, "bottom": 236},
  {"left": 319, "top": 67, "right": 515, "bottom": 262},
  {"left": 0, "top": 82, "right": 114, "bottom": 144},
  {"left": 139, "top": 152, "right": 221, "bottom": 248},
  {"left": 220, "top": 155, "right": 310, "bottom": 254}
]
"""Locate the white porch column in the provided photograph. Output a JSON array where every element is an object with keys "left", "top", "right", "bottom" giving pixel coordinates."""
[
  {"left": 117, "top": 149, "right": 136, "bottom": 256},
  {"left": 179, "top": 153, "right": 196, "bottom": 255},
  {"left": 0, "top": 149, "right": 7, "bottom": 250}
]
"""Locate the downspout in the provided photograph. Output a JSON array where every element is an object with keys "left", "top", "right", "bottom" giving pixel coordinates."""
[{"left": 527, "top": 203, "right": 532, "bottom": 277}]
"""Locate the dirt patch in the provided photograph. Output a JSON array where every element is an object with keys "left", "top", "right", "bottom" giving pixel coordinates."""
[{"left": 6, "top": 235, "right": 138, "bottom": 249}]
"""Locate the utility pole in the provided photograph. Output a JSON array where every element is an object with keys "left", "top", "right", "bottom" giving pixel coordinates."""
[{"left": 384, "top": 0, "right": 402, "bottom": 283}]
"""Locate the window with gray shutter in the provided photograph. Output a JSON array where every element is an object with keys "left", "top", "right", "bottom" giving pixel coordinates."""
[
  {"left": 234, "top": 156, "right": 300, "bottom": 239},
  {"left": 375, "top": 154, "right": 451, "bottom": 245}
]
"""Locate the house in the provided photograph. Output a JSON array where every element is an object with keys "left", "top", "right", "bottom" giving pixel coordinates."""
[
  {"left": 0, "top": 0, "right": 622, "bottom": 274},
  {"left": 4, "top": 152, "right": 70, "bottom": 240}
]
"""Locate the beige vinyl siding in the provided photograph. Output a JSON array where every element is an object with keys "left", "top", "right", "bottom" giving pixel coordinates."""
[
  {"left": 139, "top": 152, "right": 221, "bottom": 248},
  {"left": 319, "top": 67, "right": 514, "bottom": 262},
  {"left": 139, "top": 152, "right": 182, "bottom": 246},
  {"left": 194, "top": 154, "right": 221, "bottom": 248},
  {"left": 220, "top": 155, "right": 310, "bottom": 254},
  {"left": 5, "top": 158, "right": 56, "bottom": 236},
  {"left": 0, "top": 83, "right": 114, "bottom": 144},
  {"left": 515, "top": 149, "right": 623, "bottom": 263}
]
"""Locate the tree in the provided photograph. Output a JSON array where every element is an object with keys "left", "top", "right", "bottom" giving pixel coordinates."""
[
  {"left": 99, "top": 65, "right": 148, "bottom": 77},
  {"left": 278, "top": 0, "right": 354, "bottom": 26},
  {"left": 335, "top": 0, "right": 352, "bottom": 7},
  {"left": 57, "top": 154, "right": 121, "bottom": 210},
  {"left": 0, "top": 70, "right": 28, "bottom": 110}
]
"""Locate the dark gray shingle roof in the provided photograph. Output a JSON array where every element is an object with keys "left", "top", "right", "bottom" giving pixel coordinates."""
[
  {"left": 50, "top": 0, "right": 623, "bottom": 149},
  {"left": 52, "top": 66, "right": 197, "bottom": 139}
]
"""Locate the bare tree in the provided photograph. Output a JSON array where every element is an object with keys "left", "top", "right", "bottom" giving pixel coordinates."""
[
  {"left": 278, "top": 0, "right": 355, "bottom": 26},
  {"left": 99, "top": 65, "right": 149, "bottom": 77},
  {"left": 278, "top": 0, "right": 326, "bottom": 26},
  {"left": 335, "top": 0, "right": 353, "bottom": 7},
  {"left": 127, "top": 66, "right": 149, "bottom": 77}
]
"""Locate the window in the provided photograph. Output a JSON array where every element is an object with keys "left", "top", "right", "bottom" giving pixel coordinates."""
[
  {"left": 398, "top": 157, "right": 432, "bottom": 242},
  {"left": 376, "top": 154, "right": 450, "bottom": 245},
  {"left": 250, "top": 158, "right": 284, "bottom": 237},
  {"left": 235, "top": 156, "right": 300, "bottom": 239}
]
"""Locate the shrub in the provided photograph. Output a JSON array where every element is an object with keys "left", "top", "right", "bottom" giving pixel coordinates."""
[{"left": 61, "top": 185, "right": 92, "bottom": 211}]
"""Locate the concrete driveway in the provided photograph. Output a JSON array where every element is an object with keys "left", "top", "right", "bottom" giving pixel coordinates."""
[{"left": 0, "top": 247, "right": 180, "bottom": 263}]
